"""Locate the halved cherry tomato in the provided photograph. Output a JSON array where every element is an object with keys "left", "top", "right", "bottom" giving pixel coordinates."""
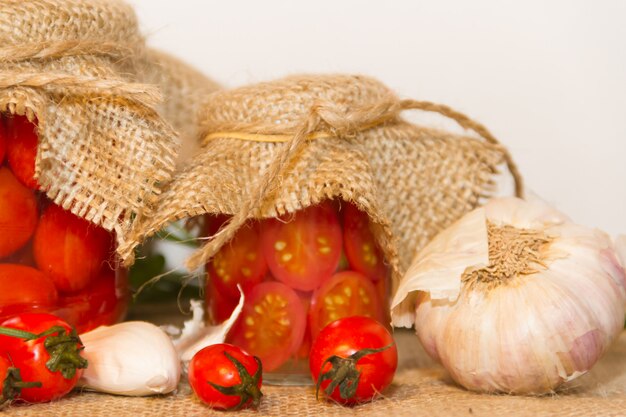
[
  {"left": 6, "top": 115, "right": 39, "bottom": 190},
  {"left": 0, "top": 313, "right": 87, "bottom": 403},
  {"left": 0, "top": 116, "right": 6, "bottom": 165},
  {"left": 0, "top": 167, "right": 38, "bottom": 258},
  {"left": 0, "top": 264, "right": 58, "bottom": 320},
  {"left": 55, "top": 269, "right": 128, "bottom": 334},
  {"left": 189, "top": 343, "right": 262, "bottom": 410},
  {"left": 342, "top": 203, "right": 387, "bottom": 282},
  {"left": 260, "top": 202, "right": 342, "bottom": 292},
  {"left": 309, "top": 316, "right": 397, "bottom": 405},
  {"left": 228, "top": 281, "right": 306, "bottom": 371},
  {"left": 309, "top": 271, "right": 383, "bottom": 339},
  {"left": 209, "top": 222, "right": 267, "bottom": 300},
  {"left": 33, "top": 204, "right": 112, "bottom": 294}
]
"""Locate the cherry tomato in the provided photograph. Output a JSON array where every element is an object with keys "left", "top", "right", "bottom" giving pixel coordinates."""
[
  {"left": 0, "top": 313, "right": 87, "bottom": 403},
  {"left": 0, "top": 351, "right": 42, "bottom": 407},
  {"left": 0, "top": 264, "right": 58, "bottom": 319},
  {"left": 208, "top": 222, "right": 267, "bottom": 300},
  {"left": 205, "top": 273, "right": 239, "bottom": 324},
  {"left": 309, "top": 316, "right": 398, "bottom": 405},
  {"left": 228, "top": 281, "right": 306, "bottom": 371},
  {"left": 0, "top": 116, "right": 6, "bottom": 165},
  {"left": 0, "top": 167, "right": 38, "bottom": 258},
  {"left": 309, "top": 271, "right": 383, "bottom": 339},
  {"left": 189, "top": 343, "right": 262, "bottom": 410},
  {"left": 33, "top": 204, "right": 112, "bottom": 293},
  {"left": 261, "top": 202, "right": 342, "bottom": 291},
  {"left": 343, "top": 203, "right": 387, "bottom": 282},
  {"left": 55, "top": 269, "right": 128, "bottom": 334},
  {"left": 6, "top": 115, "right": 39, "bottom": 190}
]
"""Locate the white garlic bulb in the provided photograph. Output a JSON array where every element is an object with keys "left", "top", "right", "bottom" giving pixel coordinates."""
[{"left": 391, "top": 197, "right": 626, "bottom": 394}]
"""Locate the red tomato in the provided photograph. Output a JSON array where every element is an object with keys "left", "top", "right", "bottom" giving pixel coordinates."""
[
  {"left": 6, "top": 115, "right": 40, "bottom": 190},
  {"left": 261, "top": 203, "right": 342, "bottom": 291},
  {"left": 0, "top": 167, "right": 38, "bottom": 258},
  {"left": 33, "top": 204, "right": 112, "bottom": 293},
  {"left": 208, "top": 222, "right": 267, "bottom": 300},
  {"left": 309, "top": 271, "right": 384, "bottom": 339},
  {"left": 188, "top": 343, "right": 262, "bottom": 410},
  {"left": 228, "top": 281, "right": 306, "bottom": 371},
  {"left": 0, "top": 264, "right": 58, "bottom": 319},
  {"left": 205, "top": 273, "right": 239, "bottom": 324},
  {"left": 0, "top": 116, "right": 6, "bottom": 165},
  {"left": 55, "top": 269, "right": 128, "bottom": 334},
  {"left": 0, "top": 351, "right": 42, "bottom": 407},
  {"left": 343, "top": 203, "right": 387, "bottom": 282},
  {"left": 0, "top": 313, "right": 87, "bottom": 403},
  {"left": 309, "top": 316, "right": 398, "bottom": 405}
]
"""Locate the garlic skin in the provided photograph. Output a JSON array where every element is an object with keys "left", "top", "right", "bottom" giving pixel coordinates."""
[
  {"left": 78, "top": 321, "right": 181, "bottom": 396},
  {"left": 392, "top": 197, "right": 626, "bottom": 394}
]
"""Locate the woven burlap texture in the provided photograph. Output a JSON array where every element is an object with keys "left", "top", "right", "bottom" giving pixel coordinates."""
[
  {"left": 4, "top": 330, "right": 626, "bottom": 417},
  {"left": 0, "top": 0, "right": 206, "bottom": 256},
  {"left": 120, "top": 75, "right": 522, "bottom": 294}
]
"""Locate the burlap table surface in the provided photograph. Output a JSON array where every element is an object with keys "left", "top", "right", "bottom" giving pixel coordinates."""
[{"left": 3, "top": 303, "right": 626, "bottom": 417}]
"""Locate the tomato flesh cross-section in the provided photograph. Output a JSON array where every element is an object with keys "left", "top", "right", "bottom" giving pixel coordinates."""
[
  {"left": 342, "top": 203, "right": 387, "bottom": 281},
  {"left": 309, "top": 270, "right": 384, "bottom": 339},
  {"left": 228, "top": 281, "right": 306, "bottom": 371},
  {"left": 261, "top": 203, "right": 342, "bottom": 292}
]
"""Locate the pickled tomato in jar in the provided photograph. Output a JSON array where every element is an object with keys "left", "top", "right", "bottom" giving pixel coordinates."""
[
  {"left": 204, "top": 201, "right": 390, "bottom": 383},
  {"left": 0, "top": 113, "right": 128, "bottom": 333}
]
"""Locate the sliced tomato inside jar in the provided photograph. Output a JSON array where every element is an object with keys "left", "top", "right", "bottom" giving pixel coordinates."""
[
  {"left": 0, "top": 116, "right": 6, "bottom": 164},
  {"left": 0, "top": 264, "right": 58, "bottom": 320},
  {"left": 342, "top": 203, "right": 387, "bottom": 282},
  {"left": 205, "top": 271, "right": 239, "bottom": 324},
  {"left": 309, "top": 270, "right": 384, "bottom": 339},
  {"left": 228, "top": 281, "right": 306, "bottom": 371},
  {"left": 6, "top": 115, "right": 40, "bottom": 190},
  {"left": 260, "top": 202, "right": 342, "bottom": 292},
  {"left": 208, "top": 221, "right": 267, "bottom": 300}
]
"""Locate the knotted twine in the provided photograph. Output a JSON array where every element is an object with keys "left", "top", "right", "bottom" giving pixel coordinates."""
[
  {"left": 0, "top": 0, "right": 179, "bottom": 255},
  {"left": 120, "top": 75, "right": 522, "bottom": 294}
]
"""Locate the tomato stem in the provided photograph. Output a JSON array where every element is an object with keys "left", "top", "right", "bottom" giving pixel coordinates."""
[
  {"left": 1, "top": 367, "right": 42, "bottom": 408},
  {"left": 207, "top": 351, "right": 263, "bottom": 410},
  {"left": 0, "top": 325, "right": 87, "bottom": 379},
  {"left": 315, "top": 343, "right": 394, "bottom": 402}
]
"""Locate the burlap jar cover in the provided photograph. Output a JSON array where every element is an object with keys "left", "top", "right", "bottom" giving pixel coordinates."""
[
  {"left": 121, "top": 74, "right": 523, "bottom": 294},
  {"left": 0, "top": 0, "right": 219, "bottom": 254}
]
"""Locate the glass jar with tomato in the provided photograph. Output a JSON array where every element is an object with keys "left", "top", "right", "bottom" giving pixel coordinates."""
[
  {"left": 0, "top": 114, "right": 128, "bottom": 334},
  {"left": 205, "top": 201, "right": 390, "bottom": 384}
]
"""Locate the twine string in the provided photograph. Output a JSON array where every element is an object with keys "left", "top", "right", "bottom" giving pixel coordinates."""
[{"left": 186, "top": 97, "right": 523, "bottom": 271}]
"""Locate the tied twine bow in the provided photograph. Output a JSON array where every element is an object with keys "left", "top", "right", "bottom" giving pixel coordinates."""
[
  {"left": 0, "top": 39, "right": 162, "bottom": 107},
  {"left": 185, "top": 96, "right": 523, "bottom": 271}
]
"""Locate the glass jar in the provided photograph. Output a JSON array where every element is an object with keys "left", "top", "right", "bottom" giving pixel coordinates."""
[
  {"left": 0, "top": 114, "right": 128, "bottom": 334},
  {"left": 205, "top": 200, "right": 390, "bottom": 385}
]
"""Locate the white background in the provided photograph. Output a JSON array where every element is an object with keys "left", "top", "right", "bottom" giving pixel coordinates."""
[{"left": 129, "top": 0, "right": 625, "bottom": 236}]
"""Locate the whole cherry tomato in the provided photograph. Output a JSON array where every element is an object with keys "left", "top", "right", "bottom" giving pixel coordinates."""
[
  {"left": 261, "top": 202, "right": 342, "bottom": 291},
  {"left": 0, "top": 264, "right": 58, "bottom": 320},
  {"left": 309, "top": 316, "right": 397, "bottom": 405},
  {"left": 0, "top": 352, "right": 41, "bottom": 407},
  {"left": 33, "top": 204, "right": 112, "bottom": 293},
  {"left": 0, "top": 313, "right": 87, "bottom": 403},
  {"left": 188, "top": 343, "right": 262, "bottom": 410},
  {"left": 0, "top": 167, "right": 38, "bottom": 258},
  {"left": 6, "top": 115, "right": 40, "bottom": 190}
]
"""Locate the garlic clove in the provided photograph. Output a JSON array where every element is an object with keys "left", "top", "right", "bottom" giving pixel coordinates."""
[{"left": 78, "top": 321, "right": 181, "bottom": 396}]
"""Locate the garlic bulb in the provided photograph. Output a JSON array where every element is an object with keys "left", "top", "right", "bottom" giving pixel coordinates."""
[
  {"left": 391, "top": 197, "right": 626, "bottom": 394},
  {"left": 78, "top": 321, "right": 181, "bottom": 396}
]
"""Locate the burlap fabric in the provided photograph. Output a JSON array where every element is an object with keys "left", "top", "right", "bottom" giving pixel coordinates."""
[
  {"left": 4, "top": 329, "right": 626, "bottom": 416},
  {"left": 137, "top": 49, "right": 221, "bottom": 167},
  {"left": 119, "top": 75, "right": 522, "bottom": 295},
  {"left": 0, "top": 0, "right": 188, "bottom": 255}
]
